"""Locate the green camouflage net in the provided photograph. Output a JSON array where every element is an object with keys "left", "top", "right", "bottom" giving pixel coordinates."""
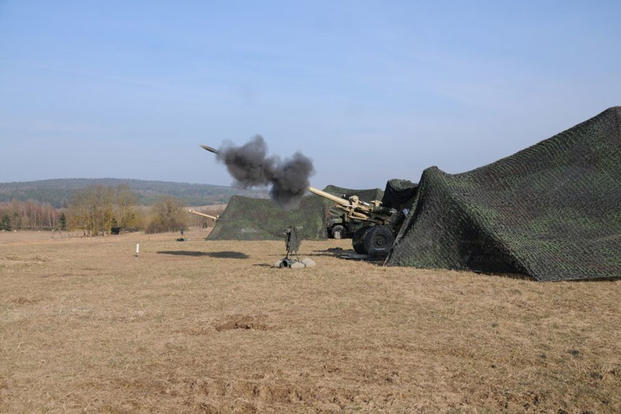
[
  {"left": 207, "top": 185, "right": 384, "bottom": 241},
  {"left": 207, "top": 195, "right": 328, "bottom": 240},
  {"left": 382, "top": 179, "right": 418, "bottom": 211},
  {"left": 386, "top": 107, "right": 621, "bottom": 281}
]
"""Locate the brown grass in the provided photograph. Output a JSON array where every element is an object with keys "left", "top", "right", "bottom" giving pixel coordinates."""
[{"left": 0, "top": 229, "right": 619, "bottom": 413}]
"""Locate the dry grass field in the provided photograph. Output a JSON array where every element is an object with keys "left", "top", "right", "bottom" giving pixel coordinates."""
[{"left": 1, "top": 229, "right": 619, "bottom": 413}]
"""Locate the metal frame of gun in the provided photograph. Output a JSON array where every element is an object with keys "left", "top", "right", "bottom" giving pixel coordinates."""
[{"left": 307, "top": 187, "right": 393, "bottom": 225}]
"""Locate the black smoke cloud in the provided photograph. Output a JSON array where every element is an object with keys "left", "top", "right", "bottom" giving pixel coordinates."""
[{"left": 216, "top": 135, "right": 314, "bottom": 210}]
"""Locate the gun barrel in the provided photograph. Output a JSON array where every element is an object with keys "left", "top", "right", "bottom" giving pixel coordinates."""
[
  {"left": 307, "top": 186, "right": 352, "bottom": 207},
  {"left": 200, "top": 144, "right": 218, "bottom": 154},
  {"left": 187, "top": 209, "right": 218, "bottom": 221}
]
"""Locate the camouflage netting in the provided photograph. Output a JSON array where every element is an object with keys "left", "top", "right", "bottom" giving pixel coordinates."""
[
  {"left": 207, "top": 195, "right": 328, "bottom": 240},
  {"left": 386, "top": 106, "right": 621, "bottom": 281},
  {"left": 381, "top": 179, "right": 418, "bottom": 211}
]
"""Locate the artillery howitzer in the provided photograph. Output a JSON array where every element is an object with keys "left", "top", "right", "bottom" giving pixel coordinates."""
[
  {"left": 308, "top": 187, "right": 404, "bottom": 257},
  {"left": 199, "top": 143, "right": 401, "bottom": 256}
]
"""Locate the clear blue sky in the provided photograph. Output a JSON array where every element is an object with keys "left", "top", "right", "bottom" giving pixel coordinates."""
[{"left": 1, "top": 1, "right": 620, "bottom": 189}]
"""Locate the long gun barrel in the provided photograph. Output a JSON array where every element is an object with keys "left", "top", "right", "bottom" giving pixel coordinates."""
[
  {"left": 187, "top": 209, "right": 218, "bottom": 221},
  {"left": 307, "top": 186, "right": 352, "bottom": 207},
  {"left": 308, "top": 186, "right": 378, "bottom": 221},
  {"left": 308, "top": 186, "right": 394, "bottom": 224}
]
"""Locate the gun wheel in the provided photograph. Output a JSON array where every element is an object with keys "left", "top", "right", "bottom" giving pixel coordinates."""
[
  {"left": 352, "top": 226, "right": 372, "bottom": 254},
  {"left": 363, "top": 225, "right": 395, "bottom": 258}
]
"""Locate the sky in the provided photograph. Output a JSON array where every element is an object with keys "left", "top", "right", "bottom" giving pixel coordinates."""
[{"left": 1, "top": 0, "right": 620, "bottom": 189}]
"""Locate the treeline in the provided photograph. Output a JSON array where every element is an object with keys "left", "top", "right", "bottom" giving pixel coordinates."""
[
  {"left": 0, "top": 184, "right": 191, "bottom": 235},
  {"left": 0, "top": 200, "right": 63, "bottom": 231},
  {"left": 0, "top": 178, "right": 268, "bottom": 208}
]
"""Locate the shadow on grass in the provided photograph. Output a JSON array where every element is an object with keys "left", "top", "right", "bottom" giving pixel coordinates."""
[
  {"left": 157, "top": 250, "right": 249, "bottom": 259},
  {"left": 308, "top": 247, "right": 351, "bottom": 257},
  {"left": 310, "top": 247, "right": 385, "bottom": 263}
]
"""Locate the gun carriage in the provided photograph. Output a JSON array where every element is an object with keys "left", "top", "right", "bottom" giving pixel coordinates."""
[{"left": 307, "top": 187, "right": 404, "bottom": 258}]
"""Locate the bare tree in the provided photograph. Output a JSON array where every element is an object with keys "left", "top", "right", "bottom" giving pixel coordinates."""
[
  {"left": 146, "top": 196, "right": 187, "bottom": 233},
  {"left": 68, "top": 186, "right": 114, "bottom": 236},
  {"left": 67, "top": 185, "right": 144, "bottom": 236},
  {"left": 114, "top": 184, "right": 142, "bottom": 230}
]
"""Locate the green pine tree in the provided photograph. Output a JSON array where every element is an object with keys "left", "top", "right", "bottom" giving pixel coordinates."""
[
  {"left": 0, "top": 214, "right": 11, "bottom": 231},
  {"left": 59, "top": 212, "right": 67, "bottom": 231}
]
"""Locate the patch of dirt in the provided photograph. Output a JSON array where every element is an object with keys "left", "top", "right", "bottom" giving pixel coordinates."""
[
  {"left": 213, "top": 314, "right": 271, "bottom": 332},
  {"left": 7, "top": 296, "right": 40, "bottom": 305},
  {"left": 185, "top": 376, "right": 357, "bottom": 410},
  {"left": 0, "top": 255, "right": 49, "bottom": 268},
  {"left": 179, "top": 326, "right": 213, "bottom": 336}
]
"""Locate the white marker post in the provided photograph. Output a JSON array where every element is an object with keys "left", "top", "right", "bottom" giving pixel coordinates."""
[{"left": 135, "top": 243, "right": 140, "bottom": 257}]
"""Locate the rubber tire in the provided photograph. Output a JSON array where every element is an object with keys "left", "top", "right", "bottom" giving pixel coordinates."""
[
  {"left": 331, "top": 225, "right": 345, "bottom": 239},
  {"left": 352, "top": 226, "right": 372, "bottom": 254},
  {"left": 363, "top": 225, "right": 395, "bottom": 258}
]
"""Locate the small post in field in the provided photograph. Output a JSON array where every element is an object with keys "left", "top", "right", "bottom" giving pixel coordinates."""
[{"left": 135, "top": 243, "right": 140, "bottom": 257}]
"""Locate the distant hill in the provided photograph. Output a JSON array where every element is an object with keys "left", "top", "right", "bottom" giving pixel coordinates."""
[{"left": 0, "top": 178, "right": 268, "bottom": 208}]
